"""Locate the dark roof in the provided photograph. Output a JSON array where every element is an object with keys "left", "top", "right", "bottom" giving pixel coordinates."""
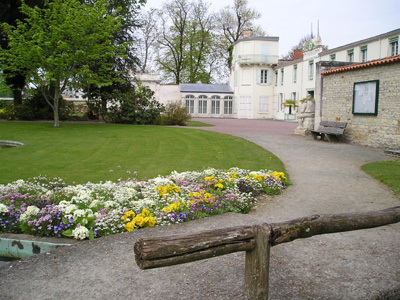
[
  {"left": 321, "top": 55, "right": 400, "bottom": 75},
  {"left": 179, "top": 84, "right": 233, "bottom": 94}
]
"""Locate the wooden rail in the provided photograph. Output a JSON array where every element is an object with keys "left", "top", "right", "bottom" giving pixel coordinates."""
[{"left": 134, "top": 206, "right": 400, "bottom": 299}]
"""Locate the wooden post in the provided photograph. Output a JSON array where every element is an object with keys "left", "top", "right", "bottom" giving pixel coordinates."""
[{"left": 244, "top": 224, "right": 272, "bottom": 300}]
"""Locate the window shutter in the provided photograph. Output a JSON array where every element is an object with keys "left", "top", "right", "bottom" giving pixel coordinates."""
[
  {"left": 361, "top": 45, "right": 368, "bottom": 50},
  {"left": 348, "top": 49, "right": 354, "bottom": 54},
  {"left": 256, "top": 69, "right": 261, "bottom": 84},
  {"left": 267, "top": 70, "right": 273, "bottom": 84},
  {"left": 390, "top": 37, "right": 399, "bottom": 43}
]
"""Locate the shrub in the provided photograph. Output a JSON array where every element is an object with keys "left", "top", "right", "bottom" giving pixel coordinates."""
[
  {"left": 107, "top": 82, "right": 165, "bottom": 125},
  {"left": 161, "top": 100, "right": 191, "bottom": 126},
  {"left": 1, "top": 90, "right": 74, "bottom": 121}
]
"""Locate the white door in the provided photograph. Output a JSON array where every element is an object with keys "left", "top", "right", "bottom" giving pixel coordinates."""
[
  {"left": 239, "top": 96, "right": 252, "bottom": 118},
  {"left": 273, "top": 94, "right": 278, "bottom": 119}
]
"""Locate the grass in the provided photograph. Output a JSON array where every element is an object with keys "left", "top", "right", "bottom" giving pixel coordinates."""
[
  {"left": 186, "top": 120, "right": 214, "bottom": 127},
  {"left": 0, "top": 122, "right": 285, "bottom": 185},
  {"left": 361, "top": 159, "right": 400, "bottom": 197}
]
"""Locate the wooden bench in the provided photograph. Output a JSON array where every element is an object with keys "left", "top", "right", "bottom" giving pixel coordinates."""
[{"left": 311, "top": 121, "right": 347, "bottom": 142}]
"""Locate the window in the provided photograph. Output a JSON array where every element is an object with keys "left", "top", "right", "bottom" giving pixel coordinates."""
[
  {"left": 308, "top": 60, "right": 314, "bottom": 80},
  {"left": 361, "top": 46, "right": 368, "bottom": 62},
  {"left": 348, "top": 49, "right": 354, "bottom": 62},
  {"left": 224, "top": 96, "right": 233, "bottom": 114},
  {"left": 280, "top": 69, "right": 284, "bottom": 85},
  {"left": 292, "top": 92, "right": 297, "bottom": 101},
  {"left": 211, "top": 95, "right": 220, "bottom": 114},
  {"left": 390, "top": 37, "right": 399, "bottom": 56},
  {"left": 293, "top": 65, "right": 297, "bottom": 83},
  {"left": 259, "top": 96, "right": 268, "bottom": 113},
  {"left": 353, "top": 80, "right": 379, "bottom": 115},
  {"left": 257, "top": 69, "right": 268, "bottom": 84},
  {"left": 185, "top": 95, "right": 194, "bottom": 114},
  {"left": 275, "top": 71, "right": 278, "bottom": 86},
  {"left": 198, "top": 95, "right": 207, "bottom": 114},
  {"left": 330, "top": 54, "right": 336, "bottom": 61},
  {"left": 257, "top": 69, "right": 272, "bottom": 84}
]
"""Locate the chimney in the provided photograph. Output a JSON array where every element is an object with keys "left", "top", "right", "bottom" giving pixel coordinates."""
[
  {"left": 293, "top": 49, "right": 303, "bottom": 60},
  {"left": 242, "top": 29, "right": 253, "bottom": 38}
]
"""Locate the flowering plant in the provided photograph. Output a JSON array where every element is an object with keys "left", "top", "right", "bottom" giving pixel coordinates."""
[{"left": 0, "top": 167, "right": 287, "bottom": 240}]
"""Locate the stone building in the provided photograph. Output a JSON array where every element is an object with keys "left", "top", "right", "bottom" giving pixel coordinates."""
[{"left": 320, "top": 55, "right": 400, "bottom": 149}]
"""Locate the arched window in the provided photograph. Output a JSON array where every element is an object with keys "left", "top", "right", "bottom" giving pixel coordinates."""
[
  {"left": 224, "top": 96, "right": 233, "bottom": 114},
  {"left": 211, "top": 95, "right": 220, "bottom": 114},
  {"left": 185, "top": 95, "right": 194, "bottom": 114},
  {"left": 199, "top": 95, "right": 207, "bottom": 114}
]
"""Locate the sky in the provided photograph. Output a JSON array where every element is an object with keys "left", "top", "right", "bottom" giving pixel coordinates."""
[{"left": 143, "top": 0, "right": 400, "bottom": 57}]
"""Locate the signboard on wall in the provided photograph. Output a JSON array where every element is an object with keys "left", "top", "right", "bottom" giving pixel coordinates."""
[{"left": 352, "top": 80, "right": 379, "bottom": 115}]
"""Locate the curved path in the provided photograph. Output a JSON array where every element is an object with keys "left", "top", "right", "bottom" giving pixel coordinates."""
[{"left": 0, "top": 118, "right": 399, "bottom": 300}]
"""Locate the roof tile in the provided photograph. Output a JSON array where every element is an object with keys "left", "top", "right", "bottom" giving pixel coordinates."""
[{"left": 322, "top": 55, "right": 400, "bottom": 75}]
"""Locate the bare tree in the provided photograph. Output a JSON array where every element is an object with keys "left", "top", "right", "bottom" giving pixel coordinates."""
[
  {"left": 156, "top": 0, "right": 190, "bottom": 84},
  {"left": 281, "top": 34, "right": 329, "bottom": 60},
  {"left": 137, "top": 9, "right": 159, "bottom": 73},
  {"left": 217, "top": 0, "right": 265, "bottom": 45}
]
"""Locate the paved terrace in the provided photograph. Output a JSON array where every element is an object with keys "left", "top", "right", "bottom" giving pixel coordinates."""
[{"left": 0, "top": 118, "right": 399, "bottom": 300}]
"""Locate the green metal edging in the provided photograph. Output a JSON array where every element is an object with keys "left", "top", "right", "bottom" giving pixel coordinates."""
[{"left": 0, "top": 237, "right": 71, "bottom": 259}]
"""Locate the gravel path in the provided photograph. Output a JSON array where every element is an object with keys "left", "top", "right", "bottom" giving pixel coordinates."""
[{"left": 0, "top": 118, "right": 399, "bottom": 300}]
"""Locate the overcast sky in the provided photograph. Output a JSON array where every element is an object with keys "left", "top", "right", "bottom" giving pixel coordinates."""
[{"left": 143, "top": 0, "right": 400, "bottom": 57}]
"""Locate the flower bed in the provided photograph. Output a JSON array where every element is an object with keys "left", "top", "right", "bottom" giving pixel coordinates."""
[{"left": 0, "top": 168, "right": 286, "bottom": 240}]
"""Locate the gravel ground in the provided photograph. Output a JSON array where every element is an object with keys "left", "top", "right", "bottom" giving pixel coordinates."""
[{"left": 0, "top": 118, "right": 399, "bottom": 300}]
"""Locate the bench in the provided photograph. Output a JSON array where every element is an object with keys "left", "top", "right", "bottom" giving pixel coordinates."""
[{"left": 311, "top": 121, "right": 347, "bottom": 142}]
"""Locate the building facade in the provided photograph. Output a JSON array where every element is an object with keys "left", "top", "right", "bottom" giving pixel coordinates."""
[
  {"left": 320, "top": 55, "right": 400, "bottom": 148},
  {"left": 140, "top": 28, "right": 400, "bottom": 131},
  {"left": 229, "top": 34, "right": 279, "bottom": 119}
]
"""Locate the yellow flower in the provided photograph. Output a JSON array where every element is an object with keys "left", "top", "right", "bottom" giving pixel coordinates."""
[
  {"left": 214, "top": 183, "right": 224, "bottom": 189},
  {"left": 121, "top": 210, "right": 135, "bottom": 222},
  {"left": 135, "top": 215, "right": 145, "bottom": 227},
  {"left": 155, "top": 184, "right": 180, "bottom": 197},
  {"left": 270, "top": 171, "right": 286, "bottom": 181},
  {"left": 162, "top": 200, "right": 184, "bottom": 213},
  {"left": 124, "top": 221, "right": 137, "bottom": 232},
  {"left": 249, "top": 174, "right": 263, "bottom": 182},
  {"left": 147, "top": 217, "right": 156, "bottom": 227},
  {"left": 141, "top": 209, "right": 151, "bottom": 216}
]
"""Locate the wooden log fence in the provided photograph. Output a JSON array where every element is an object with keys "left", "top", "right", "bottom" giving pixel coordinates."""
[{"left": 134, "top": 206, "right": 400, "bottom": 300}]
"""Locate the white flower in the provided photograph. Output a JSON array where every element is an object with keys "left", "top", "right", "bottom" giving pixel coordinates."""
[
  {"left": 19, "top": 205, "right": 40, "bottom": 222},
  {"left": 85, "top": 209, "right": 94, "bottom": 218},
  {"left": 0, "top": 203, "right": 8, "bottom": 213},
  {"left": 72, "top": 225, "right": 89, "bottom": 240},
  {"left": 104, "top": 200, "right": 118, "bottom": 208},
  {"left": 26, "top": 205, "right": 40, "bottom": 215},
  {"left": 203, "top": 168, "right": 216, "bottom": 176},
  {"left": 63, "top": 204, "right": 77, "bottom": 214},
  {"left": 73, "top": 209, "right": 86, "bottom": 218}
]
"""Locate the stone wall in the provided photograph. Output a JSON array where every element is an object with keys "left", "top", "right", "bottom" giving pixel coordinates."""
[{"left": 321, "top": 62, "right": 400, "bottom": 149}]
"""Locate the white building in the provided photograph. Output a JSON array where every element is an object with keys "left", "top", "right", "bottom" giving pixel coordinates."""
[
  {"left": 273, "top": 28, "right": 400, "bottom": 122},
  {"left": 141, "top": 28, "right": 400, "bottom": 123},
  {"left": 229, "top": 32, "right": 279, "bottom": 119}
]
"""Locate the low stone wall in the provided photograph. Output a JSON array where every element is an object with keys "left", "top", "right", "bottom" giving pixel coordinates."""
[{"left": 321, "top": 62, "right": 400, "bottom": 149}]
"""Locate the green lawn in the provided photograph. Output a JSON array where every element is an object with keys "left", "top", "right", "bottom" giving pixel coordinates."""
[
  {"left": 361, "top": 159, "right": 400, "bottom": 198},
  {"left": 0, "top": 122, "right": 285, "bottom": 185}
]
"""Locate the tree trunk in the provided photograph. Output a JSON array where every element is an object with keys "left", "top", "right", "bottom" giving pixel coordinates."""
[
  {"left": 53, "top": 86, "right": 61, "bottom": 127},
  {"left": 12, "top": 89, "right": 23, "bottom": 107}
]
